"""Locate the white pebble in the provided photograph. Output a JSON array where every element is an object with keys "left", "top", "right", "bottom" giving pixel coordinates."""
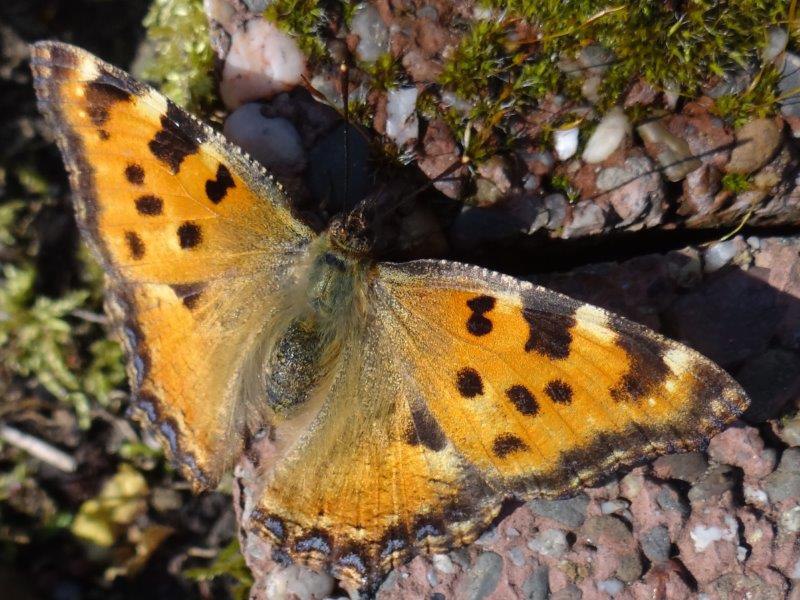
[
  {"left": 763, "top": 27, "right": 788, "bottom": 63},
  {"left": 790, "top": 558, "right": 800, "bottom": 580},
  {"left": 431, "top": 553, "right": 456, "bottom": 574},
  {"left": 224, "top": 104, "right": 306, "bottom": 173},
  {"left": 264, "top": 564, "right": 335, "bottom": 600},
  {"left": 598, "top": 578, "right": 624, "bottom": 596},
  {"left": 582, "top": 107, "right": 630, "bottom": 163},
  {"left": 703, "top": 239, "right": 740, "bottom": 272},
  {"left": 781, "top": 506, "right": 800, "bottom": 533},
  {"left": 690, "top": 516, "right": 738, "bottom": 552},
  {"left": 553, "top": 126, "right": 579, "bottom": 161},
  {"left": 351, "top": 3, "right": 389, "bottom": 62},
  {"left": 527, "top": 528, "right": 568, "bottom": 558},
  {"left": 385, "top": 87, "right": 419, "bottom": 146},
  {"left": 221, "top": 19, "right": 306, "bottom": 109}
]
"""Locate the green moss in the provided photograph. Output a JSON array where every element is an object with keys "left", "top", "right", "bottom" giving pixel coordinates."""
[
  {"left": 721, "top": 172, "right": 751, "bottom": 193},
  {"left": 264, "top": 0, "right": 327, "bottom": 60},
  {"left": 362, "top": 53, "right": 403, "bottom": 91},
  {"left": 139, "top": 0, "right": 216, "bottom": 111},
  {"left": 711, "top": 65, "right": 782, "bottom": 127},
  {"left": 440, "top": 20, "right": 508, "bottom": 100},
  {"left": 490, "top": 0, "right": 785, "bottom": 107},
  {"left": 550, "top": 173, "right": 580, "bottom": 203}
]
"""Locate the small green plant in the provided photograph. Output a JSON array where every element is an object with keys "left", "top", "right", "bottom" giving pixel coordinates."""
[
  {"left": 712, "top": 65, "right": 782, "bottom": 127},
  {"left": 185, "top": 539, "right": 253, "bottom": 600},
  {"left": 721, "top": 172, "right": 751, "bottom": 194},
  {"left": 440, "top": 20, "right": 508, "bottom": 100},
  {"left": 0, "top": 264, "right": 125, "bottom": 428},
  {"left": 550, "top": 173, "right": 580, "bottom": 203},
  {"left": 361, "top": 52, "right": 403, "bottom": 91},
  {"left": 139, "top": 0, "right": 216, "bottom": 111}
]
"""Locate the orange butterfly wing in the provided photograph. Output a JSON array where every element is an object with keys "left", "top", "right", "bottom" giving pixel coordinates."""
[
  {"left": 250, "top": 259, "right": 747, "bottom": 591},
  {"left": 31, "top": 41, "right": 313, "bottom": 487}
]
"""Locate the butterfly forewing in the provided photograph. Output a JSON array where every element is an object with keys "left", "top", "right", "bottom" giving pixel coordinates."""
[{"left": 31, "top": 41, "right": 312, "bottom": 487}]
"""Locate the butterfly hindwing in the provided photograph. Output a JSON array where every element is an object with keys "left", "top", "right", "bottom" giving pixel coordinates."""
[
  {"left": 31, "top": 41, "right": 313, "bottom": 487},
  {"left": 251, "top": 258, "right": 747, "bottom": 590}
]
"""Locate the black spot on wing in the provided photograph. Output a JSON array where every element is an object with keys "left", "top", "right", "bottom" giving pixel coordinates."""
[
  {"left": 405, "top": 399, "right": 446, "bottom": 451},
  {"left": 493, "top": 433, "right": 529, "bottom": 458},
  {"left": 456, "top": 367, "right": 483, "bottom": 398},
  {"left": 545, "top": 379, "right": 573, "bottom": 404},
  {"left": 205, "top": 163, "right": 235, "bottom": 204},
  {"left": 523, "top": 308, "right": 575, "bottom": 359},
  {"left": 135, "top": 194, "right": 163, "bottom": 216},
  {"left": 124, "top": 231, "right": 145, "bottom": 259},
  {"left": 466, "top": 294, "right": 495, "bottom": 336},
  {"left": 177, "top": 222, "right": 202, "bottom": 248},
  {"left": 148, "top": 102, "right": 207, "bottom": 174},
  {"left": 506, "top": 384, "right": 539, "bottom": 416},
  {"left": 125, "top": 163, "right": 145, "bottom": 185}
]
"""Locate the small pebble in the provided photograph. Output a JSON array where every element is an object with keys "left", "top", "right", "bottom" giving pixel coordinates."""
[
  {"left": 223, "top": 105, "right": 306, "bottom": 174},
  {"left": 221, "top": 19, "right": 306, "bottom": 108},
  {"left": 528, "top": 494, "right": 589, "bottom": 528},
  {"left": 527, "top": 528, "right": 569, "bottom": 558},
  {"left": 507, "top": 546, "right": 526, "bottom": 567},
  {"left": 703, "top": 238, "right": 744, "bottom": 272},
  {"left": 582, "top": 107, "right": 630, "bottom": 163},
  {"left": 726, "top": 118, "right": 782, "bottom": 175},
  {"left": 458, "top": 552, "right": 503, "bottom": 600},
  {"left": 637, "top": 120, "right": 701, "bottom": 181},
  {"left": 763, "top": 27, "right": 788, "bottom": 63},
  {"left": 431, "top": 553, "right": 456, "bottom": 574},
  {"left": 597, "top": 578, "right": 625, "bottom": 596},
  {"left": 553, "top": 126, "right": 580, "bottom": 161},
  {"left": 385, "top": 87, "right": 419, "bottom": 146},
  {"left": 351, "top": 3, "right": 389, "bottom": 62},
  {"left": 690, "top": 515, "right": 738, "bottom": 552},
  {"left": 263, "top": 564, "right": 334, "bottom": 600},
  {"left": 640, "top": 525, "right": 671, "bottom": 563},
  {"left": 779, "top": 53, "right": 800, "bottom": 119}
]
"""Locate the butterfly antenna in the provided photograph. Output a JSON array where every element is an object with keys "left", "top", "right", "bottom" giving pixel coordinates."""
[
  {"left": 405, "top": 154, "right": 472, "bottom": 202},
  {"left": 340, "top": 61, "right": 351, "bottom": 207}
]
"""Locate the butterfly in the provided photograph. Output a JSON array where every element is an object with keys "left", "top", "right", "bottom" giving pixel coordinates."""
[{"left": 31, "top": 41, "right": 748, "bottom": 593}]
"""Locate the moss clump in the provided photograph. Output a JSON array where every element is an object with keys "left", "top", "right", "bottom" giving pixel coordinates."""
[
  {"left": 139, "top": 0, "right": 216, "bottom": 111},
  {"left": 711, "top": 65, "right": 782, "bottom": 127},
  {"left": 721, "top": 172, "right": 751, "bottom": 193},
  {"left": 362, "top": 52, "right": 403, "bottom": 91},
  {"left": 491, "top": 0, "right": 785, "bottom": 108}
]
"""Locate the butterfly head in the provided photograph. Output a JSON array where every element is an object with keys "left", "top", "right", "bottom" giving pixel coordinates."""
[{"left": 328, "top": 204, "right": 375, "bottom": 258}]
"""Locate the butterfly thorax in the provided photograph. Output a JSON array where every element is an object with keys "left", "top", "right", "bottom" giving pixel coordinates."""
[{"left": 265, "top": 232, "right": 370, "bottom": 414}]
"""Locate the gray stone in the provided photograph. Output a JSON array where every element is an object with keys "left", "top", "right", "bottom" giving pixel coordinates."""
[
  {"left": 528, "top": 494, "right": 590, "bottom": 528},
  {"left": 550, "top": 583, "right": 583, "bottom": 600},
  {"left": 527, "top": 528, "right": 569, "bottom": 558},
  {"left": 688, "top": 465, "right": 737, "bottom": 504},
  {"left": 521, "top": 566, "right": 549, "bottom": 600},
  {"left": 351, "top": 3, "right": 389, "bottom": 63},
  {"left": 656, "top": 485, "right": 690, "bottom": 517},
  {"left": 640, "top": 525, "right": 671, "bottom": 563},
  {"left": 703, "top": 238, "right": 746, "bottom": 273},
  {"left": 457, "top": 551, "right": 504, "bottom": 600},
  {"left": 242, "top": 0, "right": 267, "bottom": 11},
  {"left": 726, "top": 118, "right": 783, "bottom": 175},
  {"left": 779, "top": 53, "right": 800, "bottom": 118},
  {"left": 763, "top": 448, "right": 800, "bottom": 503},
  {"left": 778, "top": 414, "right": 800, "bottom": 446},
  {"left": 652, "top": 452, "right": 709, "bottom": 483},
  {"left": 561, "top": 200, "right": 605, "bottom": 238}
]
